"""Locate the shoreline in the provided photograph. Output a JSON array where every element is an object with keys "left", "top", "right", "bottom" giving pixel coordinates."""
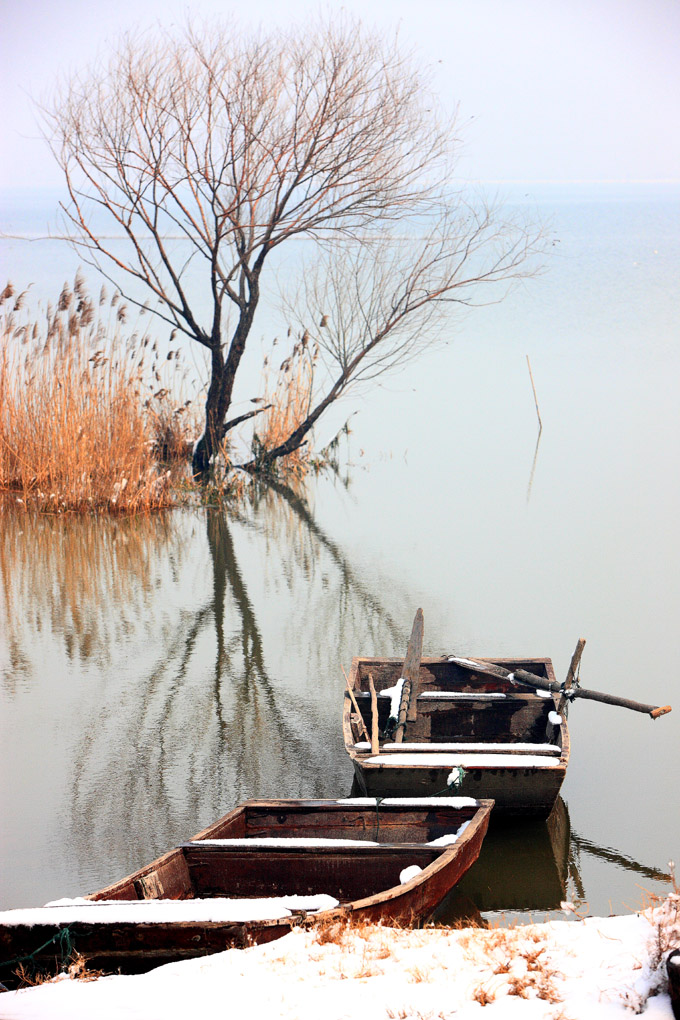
[{"left": 2, "top": 896, "right": 678, "bottom": 1019}]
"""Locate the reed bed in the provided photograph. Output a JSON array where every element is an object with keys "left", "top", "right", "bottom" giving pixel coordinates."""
[
  {"left": 0, "top": 277, "right": 197, "bottom": 514},
  {"left": 251, "top": 333, "right": 318, "bottom": 478}
]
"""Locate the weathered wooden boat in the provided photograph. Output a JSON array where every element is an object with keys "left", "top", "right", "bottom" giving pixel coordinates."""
[
  {"left": 344, "top": 610, "right": 670, "bottom": 820},
  {"left": 0, "top": 796, "right": 492, "bottom": 983},
  {"left": 344, "top": 653, "right": 570, "bottom": 817}
]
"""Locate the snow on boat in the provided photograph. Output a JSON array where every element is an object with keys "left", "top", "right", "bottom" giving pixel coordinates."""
[
  {"left": 0, "top": 797, "right": 492, "bottom": 982},
  {"left": 344, "top": 655, "right": 569, "bottom": 817}
]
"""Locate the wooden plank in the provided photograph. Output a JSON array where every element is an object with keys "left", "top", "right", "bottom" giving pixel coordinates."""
[
  {"left": 354, "top": 741, "right": 560, "bottom": 756},
  {"left": 352, "top": 691, "right": 534, "bottom": 702},
  {"left": 404, "top": 609, "right": 424, "bottom": 724}
]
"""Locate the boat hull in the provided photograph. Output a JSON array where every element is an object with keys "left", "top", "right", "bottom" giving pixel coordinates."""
[{"left": 350, "top": 758, "right": 566, "bottom": 817}]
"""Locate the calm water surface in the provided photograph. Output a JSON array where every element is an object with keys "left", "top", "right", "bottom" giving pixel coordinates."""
[{"left": 1, "top": 185, "right": 678, "bottom": 924}]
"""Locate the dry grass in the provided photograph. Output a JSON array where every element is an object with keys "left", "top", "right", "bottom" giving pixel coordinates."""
[
  {"left": 310, "top": 913, "right": 398, "bottom": 947},
  {"left": 251, "top": 332, "right": 318, "bottom": 478},
  {"left": 459, "top": 924, "right": 563, "bottom": 1006},
  {"left": 0, "top": 277, "right": 198, "bottom": 514},
  {"left": 643, "top": 862, "right": 680, "bottom": 982},
  {"left": 13, "top": 953, "right": 104, "bottom": 989}
]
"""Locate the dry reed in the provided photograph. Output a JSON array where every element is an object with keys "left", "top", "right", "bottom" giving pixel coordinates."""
[
  {"left": 0, "top": 276, "right": 197, "bottom": 513},
  {"left": 251, "top": 332, "right": 318, "bottom": 478}
]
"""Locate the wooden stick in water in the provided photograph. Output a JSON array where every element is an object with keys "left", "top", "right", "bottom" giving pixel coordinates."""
[
  {"left": 527, "top": 354, "right": 543, "bottom": 432},
  {"left": 368, "top": 673, "right": 380, "bottom": 755},
  {"left": 342, "top": 664, "right": 370, "bottom": 742}
]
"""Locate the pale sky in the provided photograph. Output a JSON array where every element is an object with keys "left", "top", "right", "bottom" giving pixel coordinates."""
[{"left": 1, "top": 0, "right": 679, "bottom": 190}]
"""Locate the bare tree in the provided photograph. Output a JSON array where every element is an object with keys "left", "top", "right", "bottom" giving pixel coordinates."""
[{"left": 45, "top": 18, "right": 541, "bottom": 478}]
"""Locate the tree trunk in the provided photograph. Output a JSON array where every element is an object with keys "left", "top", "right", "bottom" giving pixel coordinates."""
[
  {"left": 192, "top": 290, "right": 260, "bottom": 480},
  {"left": 192, "top": 345, "right": 227, "bottom": 479}
]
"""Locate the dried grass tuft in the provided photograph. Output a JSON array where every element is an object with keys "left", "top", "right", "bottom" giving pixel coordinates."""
[
  {"left": 643, "top": 862, "right": 680, "bottom": 979},
  {"left": 12, "top": 953, "right": 104, "bottom": 989},
  {"left": 462, "top": 924, "right": 562, "bottom": 1005}
]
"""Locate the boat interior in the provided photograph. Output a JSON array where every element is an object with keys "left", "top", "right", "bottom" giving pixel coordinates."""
[
  {"left": 92, "top": 800, "right": 483, "bottom": 904},
  {"left": 349, "top": 659, "right": 562, "bottom": 748}
]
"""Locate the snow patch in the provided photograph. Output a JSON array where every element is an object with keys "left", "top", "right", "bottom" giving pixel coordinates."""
[
  {"left": 0, "top": 908, "right": 668, "bottom": 1020},
  {"left": 447, "top": 657, "right": 489, "bottom": 669},
  {"left": 379, "top": 677, "right": 407, "bottom": 721},
  {"left": 336, "top": 797, "right": 480, "bottom": 808},
  {"left": 426, "top": 822, "right": 471, "bottom": 847},
  {"left": 0, "top": 895, "right": 340, "bottom": 927},
  {"left": 398, "top": 865, "right": 423, "bottom": 884},
  {"left": 188, "top": 838, "right": 380, "bottom": 847},
  {"left": 417, "top": 691, "right": 507, "bottom": 699}
]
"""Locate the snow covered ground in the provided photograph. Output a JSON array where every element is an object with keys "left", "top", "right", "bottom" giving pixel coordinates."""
[{"left": 1, "top": 896, "right": 678, "bottom": 1019}]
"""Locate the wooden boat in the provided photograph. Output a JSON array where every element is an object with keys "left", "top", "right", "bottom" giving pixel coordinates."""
[
  {"left": 0, "top": 797, "right": 492, "bottom": 983},
  {"left": 344, "top": 654, "right": 569, "bottom": 817}
]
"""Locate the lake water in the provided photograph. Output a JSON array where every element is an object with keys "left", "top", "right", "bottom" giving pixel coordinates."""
[{"left": 1, "top": 183, "right": 678, "bottom": 926}]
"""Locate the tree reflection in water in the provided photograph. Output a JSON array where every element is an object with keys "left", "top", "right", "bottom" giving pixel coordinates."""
[{"left": 0, "top": 488, "right": 406, "bottom": 903}]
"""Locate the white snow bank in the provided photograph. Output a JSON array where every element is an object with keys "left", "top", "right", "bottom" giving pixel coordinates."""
[
  {"left": 363, "top": 753, "right": 562, "bottom": 768},
  {"left": 1, "top": 909, "right": 674, "bottom": 1020},
  {"left": 549, "top": 711, "right": 563, "bottom": 725},
  {"left": 0, "top": 895, "right": 339, "bottom": 927}
]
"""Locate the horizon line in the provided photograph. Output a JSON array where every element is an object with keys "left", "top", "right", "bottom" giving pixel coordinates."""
[{"left": 1, "top": 178, "right": 680, "bottom": 195}]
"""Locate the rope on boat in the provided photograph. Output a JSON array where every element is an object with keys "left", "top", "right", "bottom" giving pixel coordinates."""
[{"left": 0, "top": 925, "right": 76, "bottom": 978}]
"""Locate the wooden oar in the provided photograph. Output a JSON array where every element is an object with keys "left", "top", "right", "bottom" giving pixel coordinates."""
[
  {"left": 446, "top": 655, "right": 671, "bottom": 719},
  {"left": 342, "top": 665, "right": 371, "bottom": 742},
  {"left": 394, "top": 608, "right": 424, "bottom": 742}
]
